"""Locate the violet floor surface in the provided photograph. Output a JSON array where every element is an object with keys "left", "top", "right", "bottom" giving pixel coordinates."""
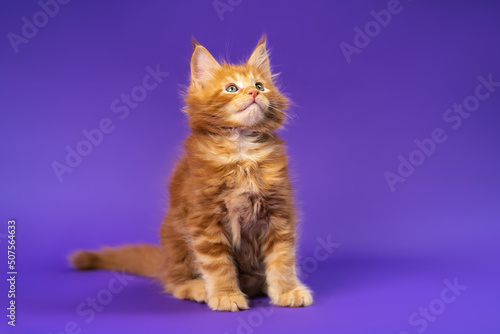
[{"left": 1, "top": 0, "right": 500, "bottom": 333}]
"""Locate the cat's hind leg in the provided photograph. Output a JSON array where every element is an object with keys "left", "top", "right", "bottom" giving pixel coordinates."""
[{"left": 172, "top": 278, "right": 207, "bottom": 303}]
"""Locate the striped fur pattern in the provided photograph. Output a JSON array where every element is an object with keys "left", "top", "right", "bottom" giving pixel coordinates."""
[{"left": 70, "top": 37, "right": 313, "bottom": 311}]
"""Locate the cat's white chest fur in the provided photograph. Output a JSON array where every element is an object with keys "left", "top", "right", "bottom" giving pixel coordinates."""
[
  {"left": 224, "top": 130, "right": 268, "bottom": 246},
  {"left": 228, "top": 130, "right": 259, "bottom": 161}
]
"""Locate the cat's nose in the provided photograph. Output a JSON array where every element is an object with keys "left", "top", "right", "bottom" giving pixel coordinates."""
[{"left": 248, "top": 89, "right": 259, "bottom": 98}]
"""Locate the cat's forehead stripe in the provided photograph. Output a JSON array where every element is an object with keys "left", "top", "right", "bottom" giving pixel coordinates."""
[{"left": 228, "top": 73, "right": 256, "bottom": 87}]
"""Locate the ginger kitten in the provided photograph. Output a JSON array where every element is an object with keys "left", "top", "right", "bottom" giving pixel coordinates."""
[{"left": 71, "top": 37, "right": 313, "bottom": 311}]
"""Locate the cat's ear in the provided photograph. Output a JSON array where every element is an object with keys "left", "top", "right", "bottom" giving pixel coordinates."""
[
  {"left": 190, "top": 38, "right": 220, "bottom": 87},
  {"left": 247, "top": 36, "right": 271, "bottom": 80}
]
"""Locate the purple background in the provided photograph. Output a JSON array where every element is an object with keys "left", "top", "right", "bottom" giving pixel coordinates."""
[{"left": 1, "top": 0, "right": 500, "bottom": 333}]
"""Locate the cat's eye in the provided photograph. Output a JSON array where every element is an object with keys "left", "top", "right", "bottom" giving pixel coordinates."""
[
  {"left": 226, "top": 85, "right": 239, "bottom": 93},
  {"left": 255, "top": 83, "right": 264, "bottom": 91}
]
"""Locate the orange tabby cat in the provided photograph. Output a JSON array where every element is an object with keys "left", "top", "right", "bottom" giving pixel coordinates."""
[{"left": 71, "top": 37, "right": 313, "bottom": 311}]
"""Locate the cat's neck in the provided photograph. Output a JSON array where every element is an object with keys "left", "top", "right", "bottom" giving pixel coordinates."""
[
  {"left": 196, "top": 127, "right": 274, "bottom": 142},
  {"left": 188, "top": 127, "right": 281, "bottom": 164}
]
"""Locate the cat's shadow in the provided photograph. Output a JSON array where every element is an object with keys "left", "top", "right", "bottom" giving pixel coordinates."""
[
  {"left": 63, "top": 255, "right": 433, "bottom": 314},
  {"left": 60, "top": 269, "right": 206, "bottom": 315}
]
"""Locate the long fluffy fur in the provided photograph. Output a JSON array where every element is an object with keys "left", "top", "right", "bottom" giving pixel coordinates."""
[{"left": 70, "top": 37, "right": 312, "bottom": 311}]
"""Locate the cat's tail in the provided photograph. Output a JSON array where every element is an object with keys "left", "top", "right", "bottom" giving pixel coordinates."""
[{"left": 69, "top": 244, "right": 163, "bottom": 279}]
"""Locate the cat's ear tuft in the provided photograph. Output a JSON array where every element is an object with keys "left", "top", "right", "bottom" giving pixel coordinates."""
[
  {"left": 247, "top": 35, "right": 271, "bottom": 80},
  {"left": 191, "top": 36, "right": 200, "bottom": 49},
  {"left": 190, "top": 40, "right": 220, "bottom": 87}
]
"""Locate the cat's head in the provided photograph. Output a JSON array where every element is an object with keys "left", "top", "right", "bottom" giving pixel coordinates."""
[{"left": 184, "top": 37, "right": 289, "bottom": 133}]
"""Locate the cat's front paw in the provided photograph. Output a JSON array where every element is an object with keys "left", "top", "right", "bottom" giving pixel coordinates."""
[
  {"left": 270, "top": 285, "right": 313, "bottom": 307},
  {"left": 207, "top": 291, "right": 249, "bottom": 312}
]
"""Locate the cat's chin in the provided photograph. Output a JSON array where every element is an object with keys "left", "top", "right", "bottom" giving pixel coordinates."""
[
  {"left": 240, "top": 102, "right": 261, "bottom": 114},
  {"left": 239, "top": 101, "right": 260, "bottom": 113},
  {"left": 232, "top": 103, "right": 265, "bottom": 127}
]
